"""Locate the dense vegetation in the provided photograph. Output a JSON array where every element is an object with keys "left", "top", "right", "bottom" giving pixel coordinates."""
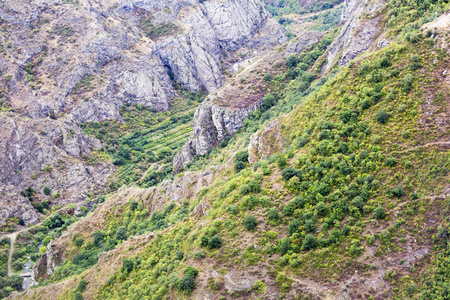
[
  {"left": 87, "top": 28, "right": 449, "bottom": 300},
  {"left": 8, "top": 0, "right": 450, "bottom": 299},
  {"left": 265, "top": 0, "right": 342, "bottom": 16},
  {"left": 82, "top": 91, "right": 205, "bottom": 190}
]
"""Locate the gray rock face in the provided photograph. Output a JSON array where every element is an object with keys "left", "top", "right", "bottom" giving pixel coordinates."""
[
  {"left": 248, "top": 118, "right": 285, "bottom": 163},
  {"left": 286, "top": 31, "right": 325, "bottom": 56},
  {"left": 0, "top": 0, "right": 285, "bottom": 223},
  {"left": 324, "top": 0, "right": 385, "bottom": 71},
  {"left": 1, "top": 0, "right": 283, "bottom": 121},
  {"left": 0, "top": 113, "right": 113, "bottom": 225},
  {"left": 173, "top": 98, "right": 262, "bottom": 172}
]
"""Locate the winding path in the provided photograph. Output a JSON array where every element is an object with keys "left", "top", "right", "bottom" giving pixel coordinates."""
[
  {"left": 5, "top": 227, "right": 31, "bottom": 277},
  {"left": 3, "top": 205, "right": 75, "bottom": 278},
  {"left": 392, "top": 141, "right": 450, "bottom": 154}
]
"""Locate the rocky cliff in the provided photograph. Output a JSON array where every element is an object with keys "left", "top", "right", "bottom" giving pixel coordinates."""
[
  {"left": 173, "top": 98, "right": 263, "bottom": 172},
  {"left": 324, "top": 0, "right": 386, "bottom": 71},
  {"left": 173, "top": 30, "right": 330, "bottom": 173},
  {"left": 172, "top": 41, "right": 293, "bottom": 173},
  {"left": 0, "top": 0, "right": 285, "bottom": 225}
]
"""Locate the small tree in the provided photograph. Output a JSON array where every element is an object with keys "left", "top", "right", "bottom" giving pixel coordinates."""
[
  {"left": 75, "top": 238, "right": 84, "bottom": 248},
  {"left": 234, "top": 151, "right": 249, "bottom": 173},
  {"left": 385, "top": 157, "right": 397, "bottom": 167},
  {"left": 9, "top": 274, "right": 23, "bottom": 289},
  {"left": 175, "top": 250, "right": 184, "bottom": 260},
  {"left": 263, "top": 73, "right": 272, "bottom": 82},
  {"left": 373, "top": 206, "right": 386, "bottom": 219},
  {"left": 180, "top": 275, "right": 196, "bottom": 292},
  {"left": 129, "top": 199, "right": 138, "bottom": 210},
  {"left": 305, "top": 219, "right": 316, "bottom": 233},
  {"left": 267, "top": 208, "right": 281, "bottom": 221},
  {"left": 286, "top": 54, "right": 298, "bottom": 68},
  {"left": 74, "top": 292, "right": 83, "bottom": 300},
  {"left": 288, "top": 219, "right": 300, "bottom": 236},
  {"left": 76, "top": 278, "right": 88, "bottom": 293},
  {"left": 208, "top": 235, "right": 222, "bottom": 249},
  {"left": 277, "top": 156, "right": 288, "bottom": 169},
  {"left": 43, "top": 186, "right": 51, "bottom": 195},
  {"left": 302, "top": 234, "right": 318, "bottom": 250},
  {"left": 116, "top": 227, "right": 127, "bottom": 240},
  {"left": 13, "top": 260, "right": 24, "bottom": 272},
  {"left": 122, "top": 258, "right": 134, "bottom": 273},
  {"left": 244, "top": 215, "right": 258, "bottom": 230},
  {"left": 376, "top": 110, "right": 390, "bottom": 124}
]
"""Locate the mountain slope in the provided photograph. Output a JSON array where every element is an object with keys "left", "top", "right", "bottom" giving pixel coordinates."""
[
  {"left": 3, "top": 1, "right": 450, "bottom": 300},
  {"left": 0, "top": 0, "right": 286, "bottom": 227}
]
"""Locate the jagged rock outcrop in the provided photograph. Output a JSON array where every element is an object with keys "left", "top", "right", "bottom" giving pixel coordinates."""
[
  {"left": 32, "top": 241, "right": 63, "bottom": 280},
  {"left": 0, "top": 114, "right": 112, "bottom": 224},
  {"left": 173, "top": 99, "right": 262, "bottom": 172},
  {"left": 324, "top": 0, "right": 386, "bottom": 71},
  {"left": 248, "top": 118, "right": 286, "bottom": 163},
  {"left": 0, "top": 0, "right": 285, "bottom": 223}
]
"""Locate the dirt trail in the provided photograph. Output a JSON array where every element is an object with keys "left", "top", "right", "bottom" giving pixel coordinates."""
[
  {"left": 3, "top": 205, "right": 73, "bottom": 278},
  {"left": 393, "top": 141, "right": 450, "bottom": 154},
  {"left": 5, "top": 227, "right": 29, "bottom": 277}
]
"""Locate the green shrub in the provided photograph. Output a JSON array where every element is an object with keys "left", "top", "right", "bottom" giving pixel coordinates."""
[
  {"left": 315, "top": 202, "right": 329, "bottom": 217},
  {"left": 302, "top": 234, "right": 318, "bottom": 250},
  {"left": 286, "top": 54, "right": 298, "bottom": 68},
  {"left": 74, "top": 292, "right": 83, "bottom": 300},
  {"left": 277, "top": 156, "right": 288, "bottom": 169},
  {"left": 283, "top": 201, "right": 295, "bottom": 215},
  {"left": 179, "top": 275, "right": 196, "bottom": 292},
  {"left": 92, "top": 231, "right": 105, "bottom": 247},
  {"left": 263, "top": 73, "right": 272, "bottom": 82},
  {"left": 194, "top": 251, "right": 205, "bottom": 259},
  {"left": 281, "top": 167, "right": 302, "bottom": 181},
  {"left": 76, "top": 279, "right": 88, "bottom": 293},
  {"left": 379, "top": 57, "right": 391, "bottom": 68},
  {"left": 373, "top": 206, "right": 386, "bottom": 219},
  {"left": 261, "top": 93, "right": 277, "bottom": 112},
  {"left": 13, "top": 260, "right": 24, "bottom": 271},
  {"left": 208, "top": 235, "right": 222, "bottom": 249},
  {"left": 184, "top": 266, "right": 198, "bottom": 278},
  {"left": 115, "top": 227, "right": 127, "bottom": 240},
  {"left": 376, "top": 110, "right": 390, "bottom": 124},
  {"left": 288, "top": 219, "right": 301, "bottom": 236},
  {"left": 129, "top": 199, "right": 138, "bottom": 210},
  {"left": 122, "top": 258, "right": 134, "bottom": 273},
  {"left": 234, "top": 151, "right": 249, "bottom": 172},
  {"left": 9, "top": 275, "right": 23, "bottom": 289},
  {"left": 280, "top": 238, "right": 291, "bottom": 255},
  {"left": 244, "top": 215, "right": 258, "bottom": 230},
  {"left": 349, "top": 239, "right": 361, "bottom": 256},
  {"left": 392, "top": 186, "right": 405, "bottom": 198},
  {"left": 75, "top": 238, "right": 84, "bottom": 247},
  {"left": 175, "top": 250, "right": 184, "bottom": 260},
  {"left": 200, "top": 236, "right": 209, "bottom": 247},
  {"left": 385, "top": 157, "right": 397, "bottom": 167},
  {"left": 301, "top": 71, "right": 315, "bottom": 83},
  {"left": 43, "top": 186, "right": 51, "bottom": 195},
  {"left": 267, "top": 208, "right": 281, "bottom": 221},
  {"left": 253, "top": 279, "right": 266, "bottom": 294},
  {"left": 305, "top": 219, "right": 316, "bottom": 233}
]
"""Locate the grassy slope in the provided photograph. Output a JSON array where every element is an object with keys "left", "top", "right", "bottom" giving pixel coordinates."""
[
  {"left": 95, "top": 36, "right": 449, "bottom": 299},
  {"left": 11, "top": 4, "right": 450, "bottom": 300}
]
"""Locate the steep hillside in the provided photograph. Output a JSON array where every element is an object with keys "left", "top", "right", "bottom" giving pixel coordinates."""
[
  {"left": 0, "top": 0, "right": 286, "bottom": 228},
  {"left": 3, "top": 0, "right": 450, "bottom": 299}
]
